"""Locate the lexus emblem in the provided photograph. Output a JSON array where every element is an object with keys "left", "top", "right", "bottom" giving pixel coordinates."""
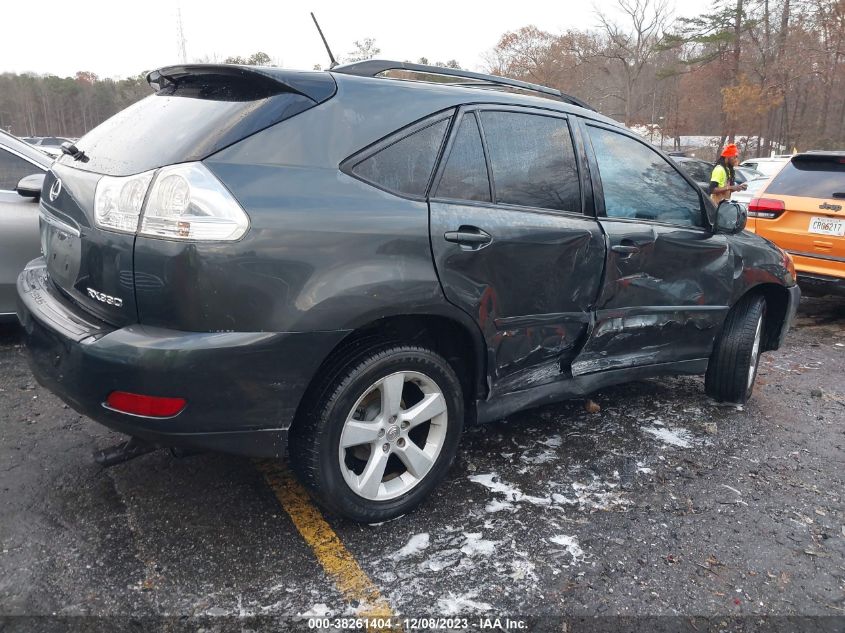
[{"left": 49, "top": 178, "right": 62, "bottom": 202}]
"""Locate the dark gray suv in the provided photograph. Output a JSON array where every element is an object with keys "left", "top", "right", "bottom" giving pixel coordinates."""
[{"left": 17, "top": 61, "right": 800, "bottom": 522}]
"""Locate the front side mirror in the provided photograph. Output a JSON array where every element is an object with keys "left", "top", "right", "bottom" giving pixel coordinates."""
[
  {"left": 715, "top": 200, "right": 747, "bottom": 234},
  {"left": 16, "top": 173, "right": 46, "bottom": 200}
]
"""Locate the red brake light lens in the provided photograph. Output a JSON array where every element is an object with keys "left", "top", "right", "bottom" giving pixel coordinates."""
[
  {"left": 106, "top": 391, "right": 186, "bottom": 417},
  {"left": 748, "top": 198, "right": 786, "bottom": 219}
]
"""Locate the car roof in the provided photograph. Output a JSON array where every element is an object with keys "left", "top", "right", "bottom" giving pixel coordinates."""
[
  {"left": 328, "top": 71, "right": 622, "bottom": 128},
  {"left": 797, "top": 150, "right": 845, "bottom": 158},
  {"left": 0, "top": 130, "right": 53, "bottom": 169}
]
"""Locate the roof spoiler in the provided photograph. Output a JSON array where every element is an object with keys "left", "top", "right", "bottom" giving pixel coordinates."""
[
  {"left": 146, "top": 65, "right": 336, "bottom": 103},
  {"left": 332, "top": 59, "right": 595, "bottom": 111}
]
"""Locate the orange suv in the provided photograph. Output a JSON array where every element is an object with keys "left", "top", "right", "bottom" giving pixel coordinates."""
[{"left": 748, "top": 151, "right": 845, "bottom": 295}]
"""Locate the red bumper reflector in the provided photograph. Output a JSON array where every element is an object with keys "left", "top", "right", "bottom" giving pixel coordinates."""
[{"left": 106, "top": 391, "right": 186, "bottom": 417}]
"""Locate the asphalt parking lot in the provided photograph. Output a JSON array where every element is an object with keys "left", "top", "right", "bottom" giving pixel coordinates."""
[{"left": 1, "top": 296, "right": 844, "bottom": 630}]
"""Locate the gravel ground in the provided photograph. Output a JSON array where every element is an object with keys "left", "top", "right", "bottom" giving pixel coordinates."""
[{"left": 0, "top": 296, "right": 843, "bottom": 631}]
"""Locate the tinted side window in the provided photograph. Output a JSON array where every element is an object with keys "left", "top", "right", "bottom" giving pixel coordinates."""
[
  {"left": 480, "top": 111, "right": 580, "bottom": 212},
  {"left": 352, "top": 118, "right": 450, "bottom": 197},
  {"left": 680, "top": 160, "right": 712, "bottom": 183},
  {"left": 434, "top": 112, "right": 490, "bottom": 202},
  {"left": 589, "top": 126, "right": 703, "bottom": 227},
  {"left": 765, "top": 157, "right": 845, "bottom": 198},
  {"left": 0, "top": 149, "right": 41, "bottom": 191}
]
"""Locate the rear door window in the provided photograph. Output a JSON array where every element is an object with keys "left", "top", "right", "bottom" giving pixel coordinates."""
[
  {"left": 350, "top": 116, "right": 451, "bottom": 198},
  {"left": 764, "top": 156, "right": 845, "bottom": 199},
  {"left": 434, "top": 112, "right": 490, "bottom": 203},
  {"left": 479, "top": 111, "right": 580, "bottom": 212},
  {"left": 588, "top": 125, "right": 704, "bottom": 228}
]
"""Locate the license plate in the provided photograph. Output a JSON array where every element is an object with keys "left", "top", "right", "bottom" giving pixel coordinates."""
[{"left": 808, "top": 216, "right": 845, "bottom": 236}]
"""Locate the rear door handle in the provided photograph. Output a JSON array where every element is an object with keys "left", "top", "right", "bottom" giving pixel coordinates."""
[
  {"left": 444, "top": 227, "right": 492, "bottom": 249},
  {"left": 611, "top": 244, "right": 640, "bottom": 255}
]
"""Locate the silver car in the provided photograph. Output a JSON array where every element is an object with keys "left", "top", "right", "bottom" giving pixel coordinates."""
[{"left": 0, "top": 131, "right": 51, "bottom": 322}]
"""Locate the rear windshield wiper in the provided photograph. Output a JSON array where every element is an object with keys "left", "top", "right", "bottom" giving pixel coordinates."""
[{"left": 60, "top": 142, "right": 89, "bottom": 162}]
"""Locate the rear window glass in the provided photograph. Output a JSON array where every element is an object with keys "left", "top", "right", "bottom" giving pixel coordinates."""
[
  {"left": 70, "top": 90, "right": 317, "bottom": 176},
  {"left": 352, "top": 117, "right": 450, "bottom": 197},
  {"left": 765, "top": 157, "right": 845, "bottom": 199},
  {"left": 434, "top": 113, "right": 490, "bottom": 202}
]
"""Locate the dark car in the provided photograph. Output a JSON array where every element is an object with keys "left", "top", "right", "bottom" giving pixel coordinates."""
[
  {"left": 673, "top": 156, "right": 762, "bottom": 191},
  {"left": 17, "top": 61, "right": 800, "bottom": 522},
  {"left": 0, "top": 130, "right": 51, "bottom": 321}
]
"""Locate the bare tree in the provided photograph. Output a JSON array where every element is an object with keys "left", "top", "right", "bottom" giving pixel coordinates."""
[
  {"left": 594, "top": 0, "right": 673, "bottom": 125},
  {"left": 345, "top": 38, "right": 381, "bottom": 63}
]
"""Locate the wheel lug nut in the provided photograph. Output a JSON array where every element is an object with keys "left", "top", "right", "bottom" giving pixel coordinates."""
[
  {"left": 400, "top": 420, "right": 410, "bottom": 429},
  {"left": 390, "top": 415, "right": 398, "bottom": 423},
  {"left": 378, "top": 428, "right": 385, "bottom": 438},
  {"left": 382, "top": 443, "right": 390, "bottom": 453},
  {"left": 397, "top": 438, "right": 406, "bottom": 448}
]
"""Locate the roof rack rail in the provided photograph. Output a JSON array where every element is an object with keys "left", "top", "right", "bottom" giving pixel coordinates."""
[{"left": 332, "top": 59, "right": 595, "bottom": 111}]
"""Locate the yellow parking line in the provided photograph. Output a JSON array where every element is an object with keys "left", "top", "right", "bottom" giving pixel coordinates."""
[{"left": 257, "top": 460, "right": 394, "bottom": 618}]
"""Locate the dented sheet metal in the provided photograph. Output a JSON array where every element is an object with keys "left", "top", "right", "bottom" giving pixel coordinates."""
[
  {"left": 429, "top": 201, "right": 604, "bottom": 389},
  {"left": 570, "top": 221, "right": 733, "bottom": 374}
]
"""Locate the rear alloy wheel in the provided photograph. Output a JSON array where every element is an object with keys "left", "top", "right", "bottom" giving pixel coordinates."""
[
  {"left": 705, "top": 294, "right": 767, "bottom": 404},
  {"left": 290, "top": 346, "right": 463, "bottom": 522}
]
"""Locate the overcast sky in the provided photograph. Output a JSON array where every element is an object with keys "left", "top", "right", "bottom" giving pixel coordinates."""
[{"left": 1, "top": 0, "right": 699, "bottom": 79}]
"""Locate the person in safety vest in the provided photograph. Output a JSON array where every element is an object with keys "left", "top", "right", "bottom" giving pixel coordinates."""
[{"left": 709, "top": 143, "right": 747, "bottom": 205}]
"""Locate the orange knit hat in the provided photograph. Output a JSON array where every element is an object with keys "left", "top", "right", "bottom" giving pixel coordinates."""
[{"left": 721, "top": 143, "right": 739, "bottom": 157}]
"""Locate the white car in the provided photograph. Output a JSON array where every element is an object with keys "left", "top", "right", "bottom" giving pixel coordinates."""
[
  {"left": 731, "top": 176, "right": 771, "bottom": 207},
  {"left": 740, "top": 156, "right": 790, "bottom": 177}
]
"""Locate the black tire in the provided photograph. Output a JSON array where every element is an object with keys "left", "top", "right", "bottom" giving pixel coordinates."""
[
  {"left": 289, "top": 345, "right": 464, "bottom": 523},
  {"left": 705, "top": 294, "right": 767, "bottom": 404}
]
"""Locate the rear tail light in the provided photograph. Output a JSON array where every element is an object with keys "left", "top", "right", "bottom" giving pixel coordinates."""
[
  {"left": 93, "top": 170, "right": 155, "bottom": 233},
  {"left": 748, "top": 197, "right": 785, "bottom": 219},
  {"left": 106, "top": 391, "right": 186, "bottom": 417},
  {"left": 140, "top": 163, "right": 249, "bottom": 241},
  {"left": 93, "top": 162, "right": 249, "bottom": 241}
]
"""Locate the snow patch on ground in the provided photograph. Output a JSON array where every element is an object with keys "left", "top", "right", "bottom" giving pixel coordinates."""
[
  {"left": 460, "top": 532, "right": 497, "bottom": 557},
  {"left": 471, "top": 472, "right": 628, "bottom": 513},
  {"left": 549, "top": 535, "right": 586, "bottom": 565},
  {"left": 437, "top": 592, "right": 493, "bottom": 614},
  {"left": 419, "top": 548, "right": 461, "bottom": 573},
  {"left": 299, "top": 603, "right": 332, "bottom": 617},
  {"left": 485, "top": 499, "right": 515, "bottom": 513},
  {"left": 552, "top": 476, "right": 629, "bottom": 512},
  {"left": 643, "top": 425, "right": 695, "bottom": 448},
  {"left": 392, "top": 533, "right": 430, "bottom": 560},
  {"left": 469, "top": 473, "right": 551, "bottom": 506},
  {"left": 520, "top": 449, "right": 557, "bottom": 464},
  {"left": 540, "top": 435, "right": 562, "bottom": 448}
]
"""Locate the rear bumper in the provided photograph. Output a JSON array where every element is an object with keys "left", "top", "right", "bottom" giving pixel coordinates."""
[
  {"left": 796, "top": 272, "right": 845, "bottom": 297},
  {"left": 16, "top": 259, "right": 348, "bottom": 458}
]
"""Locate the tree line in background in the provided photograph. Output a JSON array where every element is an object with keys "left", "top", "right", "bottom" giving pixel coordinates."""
[
  {"left": 486, "top": 0, "right": 844, "bottom": 155},
  {"left": 2, "top": 0, "right": 842, "bottom": 157}
]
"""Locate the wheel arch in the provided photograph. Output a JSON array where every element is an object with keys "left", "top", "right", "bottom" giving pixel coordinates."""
[
  {"left": 736, "top": 282, "right": 792, "bottom": 352},
  {"left": 290, "top": 311, "right": 488, "bottom": 439}
]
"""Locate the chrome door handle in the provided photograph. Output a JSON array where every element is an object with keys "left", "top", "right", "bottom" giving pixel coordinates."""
[{"left": 444, "top": 227, "right": 492, "bottom": 248}]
